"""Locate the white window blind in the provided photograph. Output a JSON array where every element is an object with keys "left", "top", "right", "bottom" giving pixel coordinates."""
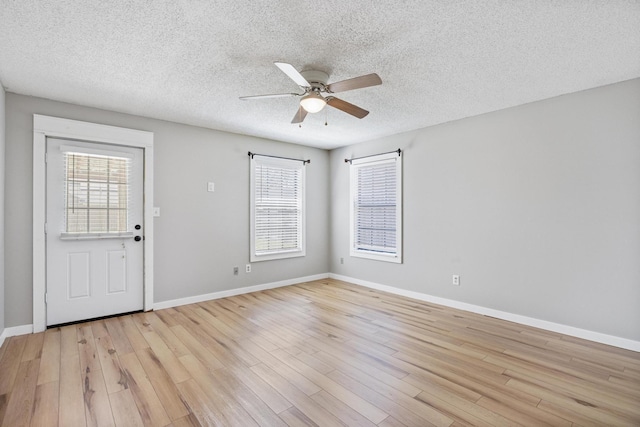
[
  {"left": 350, "top": 151, "right": 402, "bottom": 263},
  {"left": 64, "top": 152, "right": 131, "bottom": 234},
  {"left": 250, "top": 155, "right": 305, "bottom": 261}
]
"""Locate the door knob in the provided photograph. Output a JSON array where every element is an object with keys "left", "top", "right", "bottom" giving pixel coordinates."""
[
  {"left": 135, "top": 224, "right": 141, "bottom": 230},
  {"left": 134, "top": 236, "right": 142, "bottom": 242}
]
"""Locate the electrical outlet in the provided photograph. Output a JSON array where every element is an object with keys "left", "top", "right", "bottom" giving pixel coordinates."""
[
  {"left": 207, "top": 182, "right": 215, "bottom": 192},
  {"left": 245, "top": 264, "right": 251, "bottom": 273},
  {"left": 452, "top": 275, "right": 460, "bottom": 286},
  {"left": 233, "top": 266, "right": 238, "bottom": 275},
  {"left": 340, "top": 257, "right": 344, "bottom": 264}
]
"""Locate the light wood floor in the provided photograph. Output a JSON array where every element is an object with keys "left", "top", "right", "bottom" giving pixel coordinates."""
[{"left": 0, "top": 279, "right": 638, "bottom": 426}]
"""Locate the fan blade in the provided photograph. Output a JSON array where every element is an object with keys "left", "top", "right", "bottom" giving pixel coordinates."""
[
  {"left": 291, "top": 106, "right": 308, "bottom": 124},
  {"left": 326, "top": 97, "right": 369, "bottom": 119},
  {"left": 275, "top": 62, "right": 310, "bottom": 87},
  {"left": 327, "top": 73, "right": 382, "bottom": 93},
  {"left": 240, "top": 93, "right": 300, "bottom": 100}
]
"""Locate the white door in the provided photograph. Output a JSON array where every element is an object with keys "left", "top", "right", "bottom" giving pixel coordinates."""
[{"left": 46, "top": 138, "right": 144, "bottom": 325}]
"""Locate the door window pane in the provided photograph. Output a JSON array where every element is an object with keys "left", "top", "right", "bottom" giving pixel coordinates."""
[{"left": 65, "top": 153, "right": 131, "bottom": 233}]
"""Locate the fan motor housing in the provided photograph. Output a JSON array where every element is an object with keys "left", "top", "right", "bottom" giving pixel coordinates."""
[{"left": 300, "top": 70, "right": 329, "bottom": 87}]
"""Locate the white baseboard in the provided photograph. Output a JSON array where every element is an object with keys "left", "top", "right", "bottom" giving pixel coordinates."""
[
  {"left": 329, "top": 273, "right": 640, "bottom": 352},
  {"left": 153, "top": 273, "right": 330, "bottom": 311},
  {"left": 0, "top": 324, "right": 34, "bottom": 347}
]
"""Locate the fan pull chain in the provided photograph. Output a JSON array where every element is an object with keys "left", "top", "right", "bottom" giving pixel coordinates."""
[{"left": 325, "top": 108, "right": 328, "bottom": 126}]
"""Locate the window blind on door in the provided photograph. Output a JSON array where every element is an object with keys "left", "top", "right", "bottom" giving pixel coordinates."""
[
  {"left": 64, "top": 152, "right": 131, "bottom": 234},
  {"left": 251, "top": 156, "right": 305, "bottom": 261}
]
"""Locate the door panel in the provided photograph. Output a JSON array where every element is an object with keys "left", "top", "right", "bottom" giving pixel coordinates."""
[
  {"left": 46, "top": 138, "right": 144, "bottom": 325},
  {"left": 106, "top": 250, "right": 127, "bottom": 294},
  {"left": 68, "top": 252, "right": 90, "bottom": 298}
]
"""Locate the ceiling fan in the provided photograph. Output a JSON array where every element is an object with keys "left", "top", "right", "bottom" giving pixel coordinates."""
[{"left": 240, "top": 62, "right": 382, "bottom": 124}]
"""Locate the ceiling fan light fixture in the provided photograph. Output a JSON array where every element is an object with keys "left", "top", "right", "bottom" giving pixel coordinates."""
[
  {"left": 300, "top": 92, "right": 326, "bottom": 113},
  {"left": 240, "top": 63, "right": 382, "bottom": 124}
]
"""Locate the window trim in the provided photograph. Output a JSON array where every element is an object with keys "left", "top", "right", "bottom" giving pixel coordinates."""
[
  {"left": 250, "top": 155, "right": 306, "bottom": 262},
  {"left": 350, "top": 151, "right": 402, "bottom": 263}
]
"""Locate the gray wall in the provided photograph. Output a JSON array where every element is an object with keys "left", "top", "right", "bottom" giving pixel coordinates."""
[
  {"left": 330, "top": 78, "right": 640, "bottom": 341},
  {"left": 4, "top": 80, "right": 639, "bottom": 343},
  {"left": 0, "top": 85, "right": 5, "bottom": 334},
  {"left": 5, "top": 93, "right": 329, "bottom": 327}
]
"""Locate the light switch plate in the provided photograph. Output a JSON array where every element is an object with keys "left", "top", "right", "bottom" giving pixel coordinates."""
[
  {"left": 153, "top": 207, "right": 160, "bottom": 217},
  {"left": 207, "top": 182, "right": 215, "bottom": 192}
]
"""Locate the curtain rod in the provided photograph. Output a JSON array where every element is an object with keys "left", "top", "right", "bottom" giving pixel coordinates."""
[
  {"left": 344, "top": 148, "right": 401, "bottom": 164},
  {"left": 248, "top": 151, "right": 310, "bottom": 165}
]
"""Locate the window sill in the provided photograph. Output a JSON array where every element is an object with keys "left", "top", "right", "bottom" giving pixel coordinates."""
[
  {"left": 350, "top": 250, "right": 402, "bottom": 264},
  {"left": 59, "top": 232, "right": 135, "bottom": 240},
  {"left": 251, "top": 249, "right": 305, "bottom": 262}
]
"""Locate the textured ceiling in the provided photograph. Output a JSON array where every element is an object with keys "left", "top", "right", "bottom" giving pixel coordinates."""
[{"left": 1, "top": 1, "right": 639, "bottom": 149}]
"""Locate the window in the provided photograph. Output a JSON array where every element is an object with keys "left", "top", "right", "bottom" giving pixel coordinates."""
[
  {"left": 250, "top": 155, "right": 305, "bottom": 261},
  {"left": 63, "top": 150, "right": 132, "bottom": 235},
  {"left": 350, "top": 151, "right": 402, "bottom": 263}
]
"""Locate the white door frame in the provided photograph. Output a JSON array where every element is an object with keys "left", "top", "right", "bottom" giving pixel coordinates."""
[{"left": 33, "top": 114, "right": 154, "bottom": 332}]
